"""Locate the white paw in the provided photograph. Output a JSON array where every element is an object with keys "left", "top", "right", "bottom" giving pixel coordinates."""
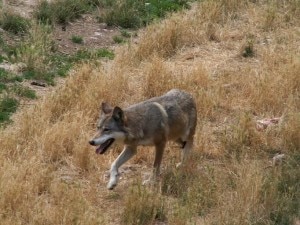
[
  {"left": 142, "top": 178, "right": 152, "bottom": 186},
  {"left": 107, "top": 175, "right": 118, "bottom": 190},
  {"left": 176, "top": 162, "right": 182, "bottom": 168}
]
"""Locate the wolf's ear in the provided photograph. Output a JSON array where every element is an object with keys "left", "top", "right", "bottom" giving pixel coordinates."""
[
  {"left": 101, "top": 102, "right": 113, "bottom": 114},
  {"left": 112, "top": 106, "right": 124, "bottom": 123}
]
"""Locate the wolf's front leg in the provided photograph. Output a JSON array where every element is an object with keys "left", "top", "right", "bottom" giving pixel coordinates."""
[{"left": 107, "top": 145, "right": 136, "bottom": 190}]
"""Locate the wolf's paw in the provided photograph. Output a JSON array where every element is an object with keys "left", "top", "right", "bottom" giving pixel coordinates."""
[
  {"left": 107, "top": 176, "right": 118, "bottom": 190},
  {"left": 142, "top": 175, "right": 158, "bottom": 187},
  {"left": 176, "top": 162, "right": 182, "bottom": 168},
  {"left": 107, "top": 182, "right": 117, "bottom": 190},
  {"left": 142, "top": 178, "right": 152, "bottom": 186}
]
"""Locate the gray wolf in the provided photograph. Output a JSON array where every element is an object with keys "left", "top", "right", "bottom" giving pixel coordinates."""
[{"left": 89, "top": 89, "right": 197, "bottom": 190}]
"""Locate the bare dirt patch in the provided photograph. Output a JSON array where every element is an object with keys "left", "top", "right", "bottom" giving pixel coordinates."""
[{"left": 53, "top": 15, "right": 120, "bottom": 54}]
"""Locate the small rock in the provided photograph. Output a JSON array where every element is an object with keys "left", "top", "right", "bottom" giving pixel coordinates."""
[
  {"left": 272, "top": 153, "right": 285, "bottom": 166},
  {"left": 256, "top": 117, "right": 281, "bottom": 131},
  {"left": 94, "top": 32, "right": 102, "bottom": 36}
]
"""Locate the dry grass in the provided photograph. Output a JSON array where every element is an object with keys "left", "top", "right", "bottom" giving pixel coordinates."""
[{"left": 0, "top": 0, "right": 299, "bottom": 224}]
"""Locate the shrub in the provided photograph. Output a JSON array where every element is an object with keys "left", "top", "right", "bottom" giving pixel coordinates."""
[
  {"left": 54, "top": 0, "right": 88, "bottom": 24},
  {"left": 35, "top": 0, "right": 98, "bottom": 25},
  {"left": 0, "top": 12, "right": 30, "bottom": 35},
  {"left": 104, "top": 0, "right": 144, "bottom": 28},
  {"left": 34, "top": 0, "right": 55, "bottom": 25}
]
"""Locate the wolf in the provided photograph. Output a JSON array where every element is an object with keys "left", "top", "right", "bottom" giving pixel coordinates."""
[{"left": 89, "top": 89, "right": 197, "bottom": 190}]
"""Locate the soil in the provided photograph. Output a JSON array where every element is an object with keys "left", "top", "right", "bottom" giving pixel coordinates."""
[
  {"left": 53, "top": 15, "right": 119, "bottom": 55},
  {"left": 4, "top": 0, "right": 121, "bottom": 54}
]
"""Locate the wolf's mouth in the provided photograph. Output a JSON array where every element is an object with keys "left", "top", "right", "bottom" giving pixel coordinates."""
[{"left": 96, "top": 138, "right": 115, "bottom": 154}]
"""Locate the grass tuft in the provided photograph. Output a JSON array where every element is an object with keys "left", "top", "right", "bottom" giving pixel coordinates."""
[
  {"left": 71, "top": 35, "right": 84, "bottom": 44},
  {"left": 12, "top": 85, "right": 37, "bottom": 99},
  {"left": 35, "top": 0, "right": 100, "bottom": 25},
  {"left": 121, "top": 184, "right": 166, "bottom": 225},
  {"left": 113, "top": 35, "right": 125, "bottom": 44},
  {"left": 0, "top": 12, "right": 30, "bottom": 35}
]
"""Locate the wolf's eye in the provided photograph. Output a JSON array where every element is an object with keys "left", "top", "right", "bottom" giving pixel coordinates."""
[{"left": 103, "top": 128, "right": 110, "bottom": 132}]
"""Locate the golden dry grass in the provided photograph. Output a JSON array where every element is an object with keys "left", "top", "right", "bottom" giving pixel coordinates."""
[{"left": 0, "top": 0, "right": 299, "bottom": 224}]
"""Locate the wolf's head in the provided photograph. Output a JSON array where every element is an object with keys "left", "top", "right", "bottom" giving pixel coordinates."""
[{"left": 89, "top": 102, "right": 127, "bottom": 154}]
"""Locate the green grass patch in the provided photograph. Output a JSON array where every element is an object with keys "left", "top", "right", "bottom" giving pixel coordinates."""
[
  {"left": 0, "top": 68, "right": 23, "bottom": 83},
  {"left": 94, "top": 48, "right": 115, "bottom": 59},
  {"left": 33, "top": 48, "right": 114, "bottom": 80},
  {"left": 71, "top": 48, "right": 115, "bottom": 61},
  {"left": 0, "top": 96, "right": 19, "bottom": 125},
  {"left": 113, "top": 35, "right": 125, "bottom": 44},
  {"left": 120, "top": 29, "right": 132, "bottom": 38},
  {"left": 12, "top": 85, "right": 36, "bottom": 99},
  {"left": 0, "top": 54, "right": 6, "bottom": 63},
  {"left": 34, "top": 0, "right": 55, "bottom": 25},
  {"left": 22, "top": 69, "right": 55, "bottom": 85},
  {"left": 35, "top": 0, "right": 101, "bottom": 25},
  {"left": 102, "top": 0, "right": 190, "bottom": 28},
  {"left": 0, "top": 12, "right": 30, "bottom": 35},
  {"left": 0, "top": 83, "right": 7, "bottom": 93},
  {"left": 71, "top": 35, "right": 84, "bottom": 44}
]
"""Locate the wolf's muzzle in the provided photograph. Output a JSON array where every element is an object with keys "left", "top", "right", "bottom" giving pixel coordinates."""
[{"left": 89, "top": 140, "right": 96, "bottom": 146}]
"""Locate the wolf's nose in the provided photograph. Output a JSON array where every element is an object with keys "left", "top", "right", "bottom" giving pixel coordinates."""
[{"left": 89, "top": 140, "right": 95, "bottom": 146}]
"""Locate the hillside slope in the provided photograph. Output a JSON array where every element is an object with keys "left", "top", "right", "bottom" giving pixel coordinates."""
[{"left": 0, "top": 1, "right": 299, "bottom": 224}]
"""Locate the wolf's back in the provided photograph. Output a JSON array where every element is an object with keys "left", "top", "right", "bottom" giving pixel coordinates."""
[{"left": 154, "top": 89, "right": 197, "bottom": 140}]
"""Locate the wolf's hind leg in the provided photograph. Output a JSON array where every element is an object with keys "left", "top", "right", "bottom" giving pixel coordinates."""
[
  {"left": 107, "top": 145, "right": 136, "bottom": 190},
  {"left": 176, "top": 137, "right": 193, "bottom": 168}
]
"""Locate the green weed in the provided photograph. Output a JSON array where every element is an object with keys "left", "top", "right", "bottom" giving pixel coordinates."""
[{"left": 71, "top": 35, "right": 84, "bottom": 44}]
